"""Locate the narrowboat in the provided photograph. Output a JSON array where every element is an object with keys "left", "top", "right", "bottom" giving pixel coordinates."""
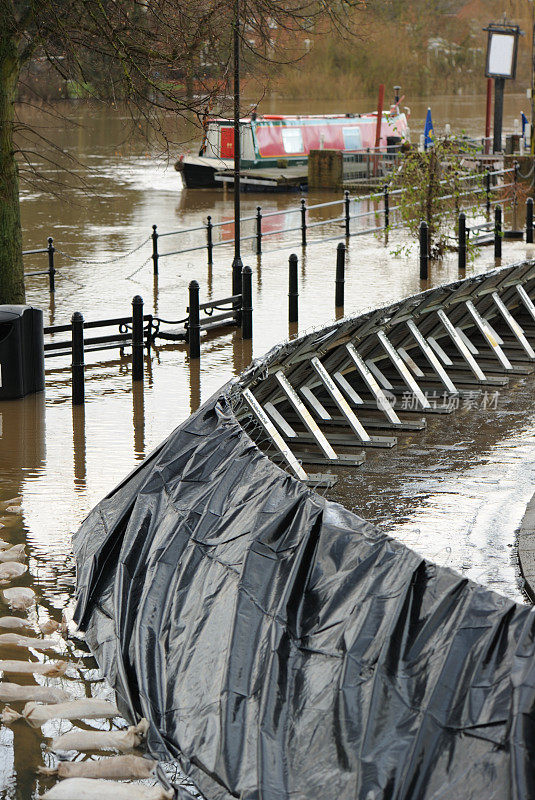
[{"left": 175, "top": 107, "right": 410, "bottom": 189}]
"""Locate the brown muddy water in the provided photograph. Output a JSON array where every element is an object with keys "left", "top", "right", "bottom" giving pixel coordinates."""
[{"left": 1, "top": 93, "right": 535, "bottom": 797}]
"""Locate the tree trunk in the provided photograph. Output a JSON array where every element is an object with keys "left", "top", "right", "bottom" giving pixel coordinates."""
[
  {"left": 185, "top": 65, "right": 194, "bottom": 103},
  {"left": 0, "top": 22, "right": 25, "bottom": 305}
]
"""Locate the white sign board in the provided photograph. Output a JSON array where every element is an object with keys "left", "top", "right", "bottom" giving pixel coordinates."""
[{"left": 487, "top": 32, "right": 516, "bottom": 78}]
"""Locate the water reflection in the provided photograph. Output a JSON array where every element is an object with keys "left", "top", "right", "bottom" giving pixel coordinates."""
[
  {"left": 72, "top": 404, "right": 87, "bottom": 488},
  {"left": 12, "top": 721, "right": 43, "bottom": 800},
  {"left": 152, "top": 274, "right": 159, "bottom": 317},
  {"left": 188, "top": 357, "right": 201, "bottom": 414},
  {"left": 0, "top": 393, "right": 46, "bottom": 498},
  {"left": 132, "top": 379, "right": 145, "bottom": 459},
  {"left": 288, "top": 320, "right": 299, "bottom": 340},
  {"left": 48, "top": 292, "right": 56, "bottom": 327}
]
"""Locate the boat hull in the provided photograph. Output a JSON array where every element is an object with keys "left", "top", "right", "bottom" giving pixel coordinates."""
[
  {"left": 175, "top": 156, "right": 234, "bottom": 188},
  {"left": 175, "top": 160, "right": 218, "bottom": 188}
]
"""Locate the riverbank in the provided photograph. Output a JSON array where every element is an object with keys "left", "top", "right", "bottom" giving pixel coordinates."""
[{"left": 17, "top": 0, "right": 534, "bottom": 104}]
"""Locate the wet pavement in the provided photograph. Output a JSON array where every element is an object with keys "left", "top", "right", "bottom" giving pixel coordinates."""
[{"left": 327, "top": 371, "right": 535, "bottom": 602}]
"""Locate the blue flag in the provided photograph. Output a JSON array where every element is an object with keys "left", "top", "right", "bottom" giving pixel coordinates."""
[
  {"left": 424, "top": 107, "right": 434, "bottom": 151},
  {"left": 522, "top": 110, "right": 528, "bottom": 143}
]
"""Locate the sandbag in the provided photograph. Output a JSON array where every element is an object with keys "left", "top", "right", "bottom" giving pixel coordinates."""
[
  {"left": 50, "top": 719, "right": 149, "bottom": 753},
  {"left": 0, "top": 633, "right": 59, "bottom": 650},
  {"left": 2, "top": 698, "right": 119, "bottom": 727},
  {"left": 0, "top": 683, "right": 70, "bottom": 703},
  {"left": 39, "top": 778, "right": 173, "bottom": 800},
  {"left": 0, "top": 540, "right": 11, "bottom": 550},
  {"left": 0, "top": 659, "right": 68, "bottom": 676},
  {"left": 0, "top": 545, "right": 26, "bottom": 562},
  {"left": 2, "top": 587, "right": 35, "bottom": 610},
  {"left": 0, "top": 562, "right": 27, "bottom": 582},
  {"left": 3, "top": 506, "right": 22, "bottom": 514},
  {"left": 1, "top": 706, "right": 22, "bottom": 724},
  {"left": 0, "top": 616, "right": 33, "bottom": 630},
  {"left": 39, "top": 755, "right": 156, "bottom": 779},
  {"left": 39, "top": 620, "right": 61, "bottom": 635},
  {"left": 0, "top": 497, "right": 21, "bottom": 510}
]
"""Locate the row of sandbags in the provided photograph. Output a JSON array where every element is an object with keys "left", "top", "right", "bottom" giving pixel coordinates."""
[{"left": 0, "top": 496, "right": 175, "bottom": 800}]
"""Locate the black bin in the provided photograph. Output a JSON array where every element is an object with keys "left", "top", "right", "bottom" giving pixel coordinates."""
[
  {"left": 0, "top": 306, "right": 45, "bottom": 400},
  {"left": 387, "top": 135, "right": 402, "bottom": 153}
]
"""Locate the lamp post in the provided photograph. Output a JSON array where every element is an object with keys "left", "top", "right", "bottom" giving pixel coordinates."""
[
  {"left": 232, "top": 0, "right": 242, "bottom": 298},
  {"left": 483, "top": 21, "right": 521, "bottom": 153}
]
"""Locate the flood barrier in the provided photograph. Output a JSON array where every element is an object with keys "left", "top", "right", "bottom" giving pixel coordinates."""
[{"left": 73, "top": 257, "right": 535, "bottom": 800}]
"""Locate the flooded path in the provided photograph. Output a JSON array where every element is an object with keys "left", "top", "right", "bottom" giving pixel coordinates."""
[{"left": 0, "top": 93, "right": 534, "bottom": 796}]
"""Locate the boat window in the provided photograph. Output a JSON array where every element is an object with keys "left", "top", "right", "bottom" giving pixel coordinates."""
[
  {"left": 281, "top": 128, "right": 304, "bottom": 154},
  {"left": 343, "top": 127, "right": 362, "bottom": 150}
]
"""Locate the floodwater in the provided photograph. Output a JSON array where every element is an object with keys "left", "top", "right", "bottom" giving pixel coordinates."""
[{"left": 0, "top": 93, "right": 534, "bottom": 797}]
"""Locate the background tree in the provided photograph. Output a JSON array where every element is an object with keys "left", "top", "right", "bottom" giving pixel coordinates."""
[
  {"left": 273, "top": 0, "right": 505, "bottom": 99},
  {"left": 389, "top": 137, "right": 484, "bottom": 258},
  {"left": 1, "top": 0, "right": 363, "bottom": 304}
]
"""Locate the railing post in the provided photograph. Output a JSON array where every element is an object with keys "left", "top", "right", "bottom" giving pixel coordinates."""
[
  {"left": 232, "top": 258, "right": 242, "bottom": 300},
  {"left": 383, "top": 185, "right": 389, "bottom": 230},
  {"left": 47, "top": 237, "right": 55, "bottom": 293},
  {"left": 132, "top": 295, "right": 144, "bottom": 382},
  {"left": 300, "top": 198, "right": 307, "bottom": 247},
  {"left": 527, "top": 197, "right": 534, "bottom": 244},
  {"left": 335, "top": 242, "right": 345, "bottom": 307},
  {"left": 145, "top": 314, "right": 154, "bottom": 352},
  {"left": 344, "top": 190, "right": 350, "bottom": 237},
  {"left": 288, "top": 253, "right": 298, "bottom": 323},
  {"left": 256, "top": 206, "right": 262, "bottom": 255},
  {"left": 206, "top": 216, "right": 213, "bottom": 265},
  {"left": 188, "top": 280, "right": 201, "bottom": 359},
  {"left": 458, "top": 212, "right": 466, "bottom": 271},
  {"left": 494, "top": 205, "right": 502, "bottom": 259},
  {"left": 366, "top": 148, "right": 370, "bottom": 179},
  {"left": 152, "top": 224, "right": 159, "bottom": 275},
  {"left": 71, "top": 311, "right": 85, "bottom": 406},
  {"left": 241, "top": 265, "right": 253, "bottom": 340},
  {"left": 513, "top": 160, "right": 519, "bottom": 230},
  {"left": 419, "top": 221, "right": 429, "bottom": 280},
  {"left": 485, "top": 171, "right": 491, "bottom": 216}
]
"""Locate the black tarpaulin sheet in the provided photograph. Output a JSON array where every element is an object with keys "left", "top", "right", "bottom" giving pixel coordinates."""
[{"left": 73, "top": 394, "right": 535, "bottom": 800}]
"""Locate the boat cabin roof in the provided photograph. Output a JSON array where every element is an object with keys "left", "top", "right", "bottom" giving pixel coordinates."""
[{"left": 208, "top": 111, "right": 401, "bottom": 126}]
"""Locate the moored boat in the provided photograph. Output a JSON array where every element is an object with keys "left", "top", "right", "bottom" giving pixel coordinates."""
[{"left": 175, "top": 106, "right": 410, "bottom": 189}]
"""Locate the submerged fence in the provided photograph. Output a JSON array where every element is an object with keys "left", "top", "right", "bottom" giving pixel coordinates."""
[
  {"left": 150, "top": 166, "right": 517, "bottom": 271},
  {"left": 42, "top": 268, "right": 253, "bottom": 404},
  {"left": 23, "top": 166, "right": 518, "bottom": 292},
  {"left": 38, "top": 192, "right": 535, "bottom": 408}
]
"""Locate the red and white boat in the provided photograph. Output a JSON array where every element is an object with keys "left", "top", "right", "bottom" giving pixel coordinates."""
[{"left": 175, "top": 106, "right": 410, "bottom": 189}]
